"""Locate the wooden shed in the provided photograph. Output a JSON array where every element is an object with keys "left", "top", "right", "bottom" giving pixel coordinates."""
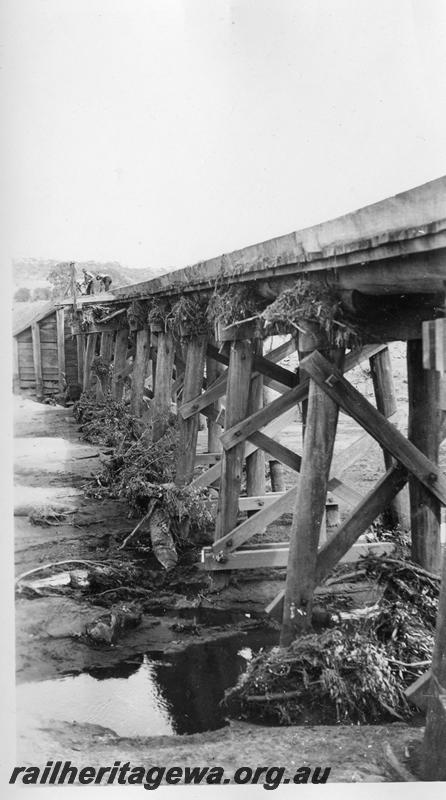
[{"left": 13, "top": 303, "right": 79, "bottom": 398}]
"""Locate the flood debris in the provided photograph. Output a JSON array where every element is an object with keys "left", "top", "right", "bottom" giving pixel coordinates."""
[
  {"left": 169, "top": 621, "right": 201, "bottom": 636},
  {"left": 17, "top": 569, "right": 89, "bottom": 595},
  {"left": 84, "top": 602, "right": 142, "bottom": 644},
  {"left": 223, "top": 553, "right": 438, "bottom": 725},
  {"left": 26, "top": 504, "right": 77, "bottom": 526},
  {"left": 15, "top": 560, "right": 124, "bottom": 596},
  {"left": 119, "top": 495, "right": 178, "bottom": 570},
  {"left": 75, "top": 394, "right": 214, "bottom": 563}
]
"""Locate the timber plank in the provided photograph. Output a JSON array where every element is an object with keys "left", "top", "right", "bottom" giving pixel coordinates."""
[
  {"left": 17, "top": 332, "right": 33, "bottom": 343},
  {"left": 302, "top": 350, "right": 446, "bottom": 506},
  {"left": 203, "top": 541, "right": 395, "bottom": 571}
]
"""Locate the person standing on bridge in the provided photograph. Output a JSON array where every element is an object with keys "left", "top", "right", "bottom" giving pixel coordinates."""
[
  {"left": 96, "top": 273, "right": 113, "bottom": 292},
  {"left": 82, "top": 268, "right": 95, "bottom": 295}
]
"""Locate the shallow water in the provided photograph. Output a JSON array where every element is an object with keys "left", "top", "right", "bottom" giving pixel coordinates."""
[{"left": 16, "top": 628, "right": 279, "bottom": 737}]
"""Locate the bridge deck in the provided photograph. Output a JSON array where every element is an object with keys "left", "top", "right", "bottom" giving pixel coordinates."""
[{"left": 108, "top": 176, "right": 446, "bottom": 302}]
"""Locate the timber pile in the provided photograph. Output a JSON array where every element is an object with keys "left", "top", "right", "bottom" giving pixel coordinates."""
[{"left": 223, "top": 553, "right": 439, "bottom": 725}]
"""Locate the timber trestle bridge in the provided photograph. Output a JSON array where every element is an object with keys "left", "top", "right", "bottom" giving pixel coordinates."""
[{"left": 13, "top": 177, "right": 446, "bottom": 766}]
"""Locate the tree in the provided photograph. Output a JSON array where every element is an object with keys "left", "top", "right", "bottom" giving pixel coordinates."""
[
  {"left": 14, "top": 287, "right": 31, "bottom": 302},
  {"left": 47, "top": 262, "right": 74, "bottom": 299},
  {"left": 32, "top": 286, "right": 51, "bottom": 301}
]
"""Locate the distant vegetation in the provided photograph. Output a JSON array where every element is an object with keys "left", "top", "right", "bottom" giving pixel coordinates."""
[{"left": 12, "top": 258, "right": 162, "bottom": 302}]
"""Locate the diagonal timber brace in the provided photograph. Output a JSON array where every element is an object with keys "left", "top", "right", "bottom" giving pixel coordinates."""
[
  {"left": 265, "top": 462, "right": 409, "bottom": 619},
  {"left": 302, "top": 350, "right": 446, "bottom": 506},
  {"left": 206, "top": 342, "right": 297, "bottom": 387},
  {"left": 181, "top": 338, "right": 297, "bottom": 419},
  {"left": 220, "top": 344, "right": 386, "bottom": 450},
  {"left": 211, "top": 450, "right": 370, "bottom": 558},
  {"left": 193, "top": 402, "right": 363, "bottom": 506}
]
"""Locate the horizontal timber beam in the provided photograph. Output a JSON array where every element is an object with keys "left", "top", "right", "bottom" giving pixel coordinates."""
[
  {"left": 238, "top": 494, "right": 338, "bottom": 512},
  {"left": 195, "top": 453, "right": 223, "bottom": 465},
  {"left": 202, "top": 541, "right": 395, "bottom": 571},
  {"left": 212, "top": 465, "right": 366, "bottom": 557},
  {"left": 238, "top": 494, "right": 285, "bottom": 511}
]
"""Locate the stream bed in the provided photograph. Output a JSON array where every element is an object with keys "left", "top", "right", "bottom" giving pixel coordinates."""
[{"left": 17, "top": 628, "right": 279, "bottom": 737}]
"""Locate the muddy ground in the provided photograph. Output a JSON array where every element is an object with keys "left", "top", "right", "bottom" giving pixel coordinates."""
[{"left": 13, "top": 343, "right": 434, "bottom": 783}]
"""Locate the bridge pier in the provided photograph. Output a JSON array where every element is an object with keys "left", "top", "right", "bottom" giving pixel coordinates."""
[
  {"left": 246, "top": 336, "right": 265, "bottom": 507},
  {"left": 281, "top": 338, "right": 345, "bottom": 645},
  {"left": 151, "top": 328, "right": 175, "bottom": 442},
  {"left": 175, "top": 333, "right": 207, "bottom": 486}
]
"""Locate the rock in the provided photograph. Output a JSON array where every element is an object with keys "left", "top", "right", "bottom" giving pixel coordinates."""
[
  {"left": 84, "top": 603, "right": 142, "bottom": 644},
  {"left": 69, "top": 570, "right": 90, "bottom": 589}
]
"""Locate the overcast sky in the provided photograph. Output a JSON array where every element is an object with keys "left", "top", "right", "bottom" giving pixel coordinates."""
[{"left": 3, "top": 0, "right": 446, "bottom": 271}]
